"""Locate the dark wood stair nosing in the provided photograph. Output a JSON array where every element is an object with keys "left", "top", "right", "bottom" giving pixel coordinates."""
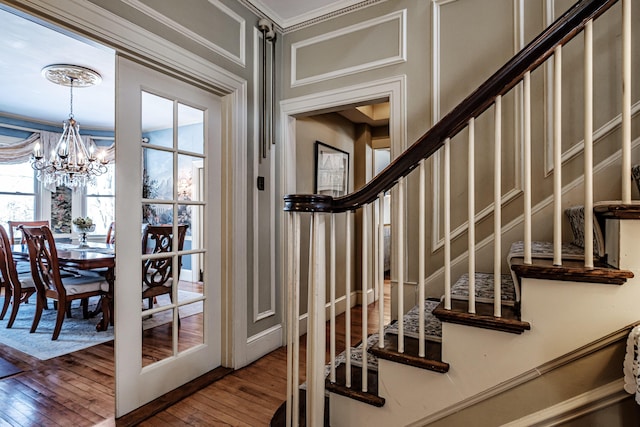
[
  {"left": 369, "top": 335, "right": 449, "bottom": 373},
  {"left": 433, "top": 301, "right": 531, "bottom": 334},
  {"left": 325, "top": 380, "right": 385, "bottom": 407},
  {"left": 510, "top": 257, "right": 633, "bottom": 285},
  {"left": 324, "top": 363, "right": 385, "bottom": 407}
]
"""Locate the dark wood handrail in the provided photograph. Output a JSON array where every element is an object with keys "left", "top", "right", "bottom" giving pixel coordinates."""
[{"left": 284, "top": 0, "right": 617, "bottom": 213}]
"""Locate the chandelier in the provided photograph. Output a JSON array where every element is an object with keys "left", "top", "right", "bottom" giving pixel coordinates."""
[{"left": 31, "top": 64, "right": 109, "bottom": 190}]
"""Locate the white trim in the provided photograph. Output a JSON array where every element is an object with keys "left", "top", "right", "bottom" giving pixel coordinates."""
[
  {"left": 501, "top": 379, "right": 627, "bottom": 427},
  {"left": 246, "top": 324, "right": 282, "bottom": 357},
  {"left": 290, "top": 10, "right": 406, "bottom": 87},
  {"left": 252, "top": 27, "right": 276, "bottom": 322},
  {"left": 280, "top": 77, "right": 406, "bottom": 348},
  {"left": 242, "top": 0, "right": 385, "bottom": 34},
  {"left": 409, "top": 325, "right": 635, "bottom": 426},
  {"left": 120, "top": 0, "right": 246, "bottom": 67},
  {"left": 7, "top": 0, "right": 244, "bottom": 94},
  {"left": 545, "top": 100, "right": 640, "bottom": 175},
  {"left": 431, "top": 0, "right": 523, "bottom": 252}
]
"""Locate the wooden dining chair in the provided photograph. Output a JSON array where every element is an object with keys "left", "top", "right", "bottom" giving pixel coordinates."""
[
  {"left": 0, "top": 225, "right": 37, "bottom": 328},
  {"left": 21, "top": 225, "right": 109, "bottom": 340},
  {"left": 7, "top": 220, "right": 49, "bottom": 245},
  {"left": 7, "top": 220, "right": 50, "bottom": 275},
  {"left": 106, "top": 221, "right": 116, "bottom": 244},
  {"left": 142, "top": 224, "right": 188, "bottom": 312}
]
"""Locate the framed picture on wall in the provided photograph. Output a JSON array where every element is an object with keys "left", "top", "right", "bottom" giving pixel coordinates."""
[{"left": 314, "top": 141, "right": 349, "bottom": 197}]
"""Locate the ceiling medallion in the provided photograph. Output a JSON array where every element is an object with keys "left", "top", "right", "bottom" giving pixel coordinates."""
[{"left": 41, "top": 64, "right": 102, "bottom": 88}]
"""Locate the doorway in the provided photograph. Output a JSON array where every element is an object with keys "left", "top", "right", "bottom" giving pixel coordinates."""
[{"left": 280, "top": 76, "right": 406, "bottom": 335}]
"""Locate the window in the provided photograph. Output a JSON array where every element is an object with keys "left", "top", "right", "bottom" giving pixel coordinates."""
[
  {"left": 0, "top": 160, "right": 37, "bottom": 231},
  {"left": 86, "top": 163, "right": 115, "bottom": 235}
]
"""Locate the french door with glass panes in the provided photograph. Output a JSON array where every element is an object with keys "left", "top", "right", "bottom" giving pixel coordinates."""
[{"left": 114, "top": 56, "right": 221, "bottom": 416}]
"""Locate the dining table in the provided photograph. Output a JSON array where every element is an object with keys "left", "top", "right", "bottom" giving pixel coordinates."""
[{"left": 12, "top": 241, "right": 115, "bottom": 332}]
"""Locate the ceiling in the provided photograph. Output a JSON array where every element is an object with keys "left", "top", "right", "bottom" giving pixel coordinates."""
[
  {"left": 0, "top": 6, "right": 115, "bottom": 130},
  {"left": 0, "top": 1, "right": 381, "bottom": 132}
]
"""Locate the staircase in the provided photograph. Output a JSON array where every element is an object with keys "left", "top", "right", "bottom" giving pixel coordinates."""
[{"left": 277, "top": 0, "right": 639, "bottom": 425}]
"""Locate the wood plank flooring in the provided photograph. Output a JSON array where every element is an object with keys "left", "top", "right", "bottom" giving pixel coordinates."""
[{"left": 0, "top": 282, "right": 390, "bottom": 426}]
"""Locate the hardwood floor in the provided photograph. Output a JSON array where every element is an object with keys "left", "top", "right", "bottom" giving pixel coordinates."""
[{"left": 0, "top": 282, "right": 390, "bottom": 426}]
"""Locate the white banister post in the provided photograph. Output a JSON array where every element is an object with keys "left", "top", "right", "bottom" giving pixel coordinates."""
[
  {"left": 397, "top": 178, "right": 405, "bottom": 352},
  {"left": 307, "top": 213, "right": 326, "bottom": 426},
  {"left": 553, "top": 46, "right": 563, "bottom": 266},
  {"left": 584, "top": 20, "right": 594, "bottom": 269},
  {"left": 362, "top": 205, "right": 369, "bottom": 392},
  {"left": 329, "top": 213, "right": 336, "bottom": 382},
  {"left": 345, "top": 211, "right": 352, "bottom": 388},
  {"left": 523, "top": 72, "right": 532, "bottom": 265},
  {"left": 444, "top": 138, "right": 452, "bottom": 310},
  {"left": 291, "top": 213, "right": 301, "bottom": 427},
  {"left": 622, "top": 0, "right": 632, "bottom": 203},
  {"left": 419, "top": 159, "right": 426, "bottom": 356},
  {"left": 494, "top": 96, "right": 502, "bottom": 318},
  {"left": 285, "top": 212, "right": 294, "bottom": 427},
  {"left": 468, "top": 118, "right": 476, "bottom": 314},
  {"left": 378, "top": 192, "right": 385, "bottom": 347}
]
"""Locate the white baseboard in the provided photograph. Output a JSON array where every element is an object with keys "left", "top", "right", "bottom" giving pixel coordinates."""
[{"left": 245, "top": 324, "right": 282, "bottom": 362}]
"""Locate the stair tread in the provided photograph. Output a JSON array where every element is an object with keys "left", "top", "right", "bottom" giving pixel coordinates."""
[
  {"left": 325, "top": 364, "right": 385, "bottom": 407},
  {"left": 451, "top": 272, "right": 516, "bottom": 306},
  {"left": 509, "top": 257, "right": 633, "bottom": 285},
  {"left": 370, "top": 334, "right": 449, "bottom": 373},
  {"left": 433, "top": 300, "right": 530, "bottom": 334}
]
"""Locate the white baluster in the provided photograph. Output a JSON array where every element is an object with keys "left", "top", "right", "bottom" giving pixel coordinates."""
[
  {"left": 584, "top": 20, "right": 594, "bottom": 269},
  {"left": 523, "top": 72, "right": 532, "bottom": 265},
  {"left": 286, "top": 213, "right": 294, "bottom": 427},
  {"left": 307, "top": 213, "right": 326, "bottom": 426},
  {"left": 398, "top": 178, "right": 405, "bottom": 353},
  {"left": 419, "top": 159, "right": 426, "bottom": 357},
  {"left": 378, "top": 192, "right": 385, "bottom": 348},
  {"left": 362, "top": 205, "right": 369, "bottom": 392},
  {"left": 444, "top": 138, "right": 452, "bottom": 310},
  {"left": 494, "top": 96, "right": 502, "bottom": 318},
  {"left": 622, "top": 0, "right": 632, "bottom": 204},
  {"left": 468, "top": 118, "right": 476, "bottom": 314},
  {"left": 553, "top": 46, "right": 563, "bottom": 266},
  {"left": 292, "top": 213, "right": 301, "bottom": 427},
  {"left": 345, "top": 211, "right": 352, "bottom": 388},
  {"left": 330, "top": 213, "right": 336, "bottom": 382}
]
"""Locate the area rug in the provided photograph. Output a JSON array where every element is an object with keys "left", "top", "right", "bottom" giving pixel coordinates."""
[{"left": 0, "top": 291, "right": 202, "bottom": 360}]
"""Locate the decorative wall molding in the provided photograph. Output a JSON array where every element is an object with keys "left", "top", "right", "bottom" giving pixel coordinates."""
[
  {"left": 430, "top": 0, "right": 524, "bottom": 252},
  {"left": 409, "top": 323, "right": 636, "bottom": 426},
  {"left": 120, "top": 0, "right": 246, "bottom": 67},
  {"left": 252, "top": 28, "right": 276, "bottom": 322},
  {"left": 290, "top": 10, "right": 406, "bottom": 87},
  {"left": 240, "top": 0, "right": 385, "bottom": 34},
  {"left": 501, "top": 379, "right": 628, "bottom": 426}
]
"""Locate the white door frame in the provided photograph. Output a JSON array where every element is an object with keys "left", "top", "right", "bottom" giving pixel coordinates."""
[
  {"left": 278, "top": 75, "right": 407, "bottom": 335},
  {"left": 4, "top": 0, "right": 250, "bottom": 411}
]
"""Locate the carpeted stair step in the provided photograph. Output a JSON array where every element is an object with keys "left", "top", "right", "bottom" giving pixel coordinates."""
[
  {"left": 508, "top": 241, "right": 633, "bottom": 286},
  {"left": 370, "top": 300, "right": 449, "bottom": 373},
  {"left": 321, "top": 332, "right": 385, "bottom": 407},
  {"left": 433, "top": 272, "right": 530, "bottom": 334}
]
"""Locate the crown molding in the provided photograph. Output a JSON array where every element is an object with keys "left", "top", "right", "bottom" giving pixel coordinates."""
[{"left": 240, "top": 0, "right": 386, "bottom": 34}]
